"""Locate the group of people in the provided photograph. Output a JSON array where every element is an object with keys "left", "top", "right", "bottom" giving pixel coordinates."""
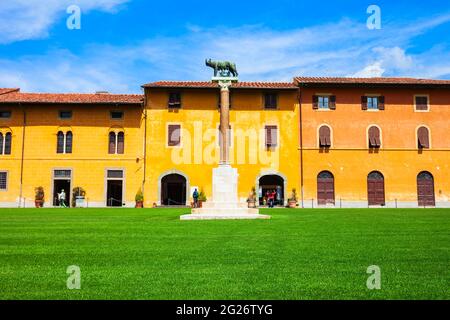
[{"left": 265, "top": 190, "right": 278, "bottom": 208}]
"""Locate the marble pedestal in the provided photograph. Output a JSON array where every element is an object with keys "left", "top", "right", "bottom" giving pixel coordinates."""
[{"left": 180, "top": 165, "right": 270, "bottom": 220}]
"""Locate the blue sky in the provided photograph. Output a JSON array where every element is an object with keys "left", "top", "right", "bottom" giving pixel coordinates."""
[{"left": 0, "top": 0, "right": 449, "bottom": 93}]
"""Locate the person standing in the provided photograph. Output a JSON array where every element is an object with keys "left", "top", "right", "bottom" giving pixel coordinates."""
[
  {"left": 268, "top": 190, "right": 275, "bottom": 208},
  {"left": 192, "top": 188, "right": 199, "bottom": 208},
  {"left": 58, "top": 189, "right": 67, "bottom": 208}
]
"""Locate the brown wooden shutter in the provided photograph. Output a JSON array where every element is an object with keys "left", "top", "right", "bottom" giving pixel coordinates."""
[
  {"left": 319, "top": 126, "right": 331, "bottom": 147},
  {"left": 168, "top": 125, "right": 181, "bottom": 146},
  {"left": 418, "top": 127, "right": 430, "bottom": 149},
  {"left": 329, "top": 95, "right": 336, "bottom": 110},
  {"left": 368, "top": 126, "right": 380, "bottom": 148},
  {"left": 265, "top": 125, "right": 277, "bottom": 147},
  {"left": 361, "top": 96, "right": 368, "bottom": 110},
  {"left": 168, "top": 92, "right": 181, "bottom": 108},
  {"left": 312, "top": 95, "right": 319, "bottom": 109},
  {"left": 108, "top": 132, "right": 116, "bottom": 154},
  {"left": 378, "top": 96, "right": 385, "bottom": 110}
]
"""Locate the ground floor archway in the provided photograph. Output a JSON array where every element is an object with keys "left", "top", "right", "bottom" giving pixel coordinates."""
[
  {"left": 160, "top": 172, "right": 188, "bottom": 206},
  {"left": 257, "top": 174, "right": 285, "bottom": 206}
]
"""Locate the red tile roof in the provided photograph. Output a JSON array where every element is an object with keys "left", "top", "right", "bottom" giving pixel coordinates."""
[
  {"left": 143, "top": 81, "right": 297, "bottom": 89},
  {"left": 0, "top": 90, "right": 143, "bottom": 104},
  {"left": 295, "top": 77, "right": 450, "bottom": 87}
]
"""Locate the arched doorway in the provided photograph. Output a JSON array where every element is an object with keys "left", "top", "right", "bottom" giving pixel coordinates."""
[
  {"left": 417, "top": 171, "right": 435, "bottom": 207},
  {"left": 367, "top": 171, "right": 385, "bottom": 206},
  {"left": 258, "top": 175, "right": 284, "bottom": 206},
  {"left": 317, "top": 171, "right": 335, "bottom": 205},
  {"left": 161, "top": 174, "right": 187, "bottom": 206}
]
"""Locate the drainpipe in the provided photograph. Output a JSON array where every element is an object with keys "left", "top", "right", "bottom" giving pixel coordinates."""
[
  {"left": 141, "top": 90, "right": 147, "bottom": 197},
  {"left": 19, "top": 103, "right": 26, "bottom": 208},
  {"left": 298, "top": 88, "right": 304, "bottom": 208}
]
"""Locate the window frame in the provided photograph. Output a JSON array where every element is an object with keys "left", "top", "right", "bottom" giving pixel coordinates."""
[
  {"left": 0, "top": 171, "right": 8, "bottom": 191},
  {"left": 167, "top": 123, "right": 182, "bottom": 148},
  {"left": 108, "top": 130, "right": 125, "bottom": 154},
  {"left": 414, "top": 95, "right": 430, "bottom": 112},
  {"left": 110, "top": 110, "right": 124, "bottom": 120},
  {"left": 416, "top": 125, "right": 431, "bottom": 149},
  {"left": 0, "top": 110, "right": 12, "bottom": 119},
  {"left": 168, "top": 92, "right": 182, "bottom": 109},
  {"left": 58, "top": 110, "right": 73, "bottom": 120},
  {"left": 263, "top": 92, "right": 278, "bottom": 110},
  {"left": 367, "top": 125, "right": 382, "bottom": 149},
  {"left": 56, "top": 131, "right": 72, "bottom": 154},
  {"left": 317, "top": 124, "right": 332, "bottom": 148},
  {"left": 264, "top": 124, "right": 278, "bottom": 148}
]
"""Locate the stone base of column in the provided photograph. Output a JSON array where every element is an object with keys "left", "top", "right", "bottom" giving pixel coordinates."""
[{"left": 180, "top": 165, "right": 271, "bottom": 220}]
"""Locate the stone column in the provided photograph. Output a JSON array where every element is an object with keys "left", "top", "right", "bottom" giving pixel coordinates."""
[{"left": 219, "top": 81, "right": 231, "bottom": 164}]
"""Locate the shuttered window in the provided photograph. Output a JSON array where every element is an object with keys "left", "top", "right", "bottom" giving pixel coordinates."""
[
  {"left": 417, "top": 127, "right": 430, "bottom": 149},
  {"left": 168, "top": 124, "right": 181, "bottom": 146},
  {"left": 265, "top": 125, "right": 278, "bottom": 147},
  {"left": 168, "top": 92, "right": 181, "bottom": 109},
  {"left": 264, "top": 93, "right": 277, "bottom": 109},
  {"left": 313, "top": 95, "right": 336, "bottom": 110},
  {"left": 368, "top": 126, "right": 381, "bottom": 148},
  {"left": 415, "top": 96, "right": 428, "bottom": 111},
  {"left": 319, "top": 126, "right": 331, "bottom": 148}
]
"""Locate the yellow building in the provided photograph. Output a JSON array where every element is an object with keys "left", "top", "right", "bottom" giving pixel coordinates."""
[
  {"left": 0, "top": 89, "right": 143, "bottom": 207},
  {"left": 0, "top": 76, "right": 449, "bottom": 208}
]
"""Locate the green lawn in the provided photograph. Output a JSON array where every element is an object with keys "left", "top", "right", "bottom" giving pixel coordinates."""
[{"left": 0, "top": 208, "right": 448, "bottom": 300}]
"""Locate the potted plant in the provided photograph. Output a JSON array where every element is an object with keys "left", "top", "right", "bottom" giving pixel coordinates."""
[
  {"left": 198, "top": 189, "right": 207, "bottom": 208},
  {"left": 135, "top": 189, "right": 144, "bottom": 208},
  {"left": 247, "top": 187, "right": 257, "bottom": 208},
  {"left": 72, "top": 187, "right": 86, "bottom": 208},
  {"left": 288, "top": 188, "right": 298, "bottom": 208},
  {"left": 34, "top": 186, "right": 45, "bottom": 208}
]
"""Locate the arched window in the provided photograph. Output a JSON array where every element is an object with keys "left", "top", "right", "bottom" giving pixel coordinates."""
[
  {"left": 108, "top": 132, "right": 116, "bottom": 154},
  {"left": 318, "top": 126, "right": 331, "bottom": 148},
  {"left": 57, "top": 131, "right": 65, "bottom": 154},
  {"left": 57, "top": 131, "right": 73, "bottom": 154},
  {"left": 368, "top": 126, "right": 381, "bottom": 148},
  {"left": 108, "top": 131, "right": 125, "bottom": 154},
  {"left": 117, "top": 132, "right": 124, "bottom": 154},
  {"left": 0, "top": 133, "right": 3, "bottom": 155},
  {"left": 417, "top": 171, "right": 435, "bottom": 206},
  {"left": 4, "top": 132, "right": 11, "bottom": 155},
  {"left": 317, "top": 171, "right": 335, "bottom": 205},
  {"left": 367, "top": 171, "right": 385, "bottom": 206},
  {"left": 417, "top": 126, "right": 430, "bottom": 149}
]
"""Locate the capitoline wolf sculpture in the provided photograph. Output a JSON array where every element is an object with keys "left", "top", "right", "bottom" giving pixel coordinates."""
[{"left": 205, "top": 59, "right": 238, "bottom": 77}]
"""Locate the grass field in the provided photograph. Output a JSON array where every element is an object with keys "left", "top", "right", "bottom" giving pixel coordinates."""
[{"left": 0, "top": 208, "right": 448, "bottom": 300}]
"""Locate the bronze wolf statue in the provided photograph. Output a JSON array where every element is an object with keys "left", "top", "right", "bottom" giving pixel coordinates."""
[{"left": 205, "top": 59, "right": 238, "bottom": 77}]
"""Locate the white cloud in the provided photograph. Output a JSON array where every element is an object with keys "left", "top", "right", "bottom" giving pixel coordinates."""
[
  {"left": 0, "top": 13, "right": 450, "bottom": 93},
  {"left": 0, "top": 0, "right": 129, "bottom": 43}
]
